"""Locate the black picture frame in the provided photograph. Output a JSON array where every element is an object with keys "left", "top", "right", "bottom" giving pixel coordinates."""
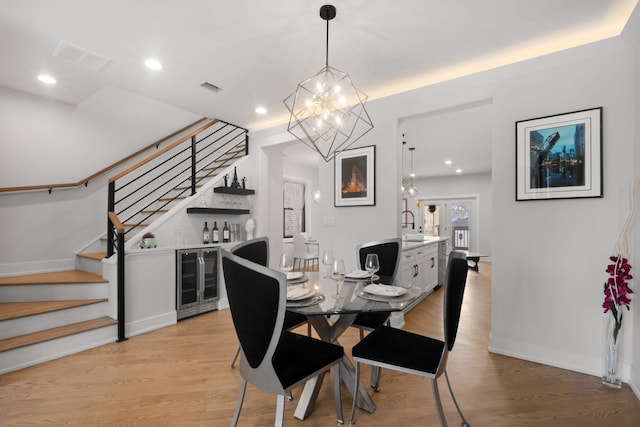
[
  {"left": 334, "top": 145, "right": 376, "bottom": 207},
  {"left": 515, "top": 107, "right": 603, "bottom": 201}
]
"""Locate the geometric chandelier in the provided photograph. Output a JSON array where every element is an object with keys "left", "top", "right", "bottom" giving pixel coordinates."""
[{"left": 283, "top": 4, "right": 374, "bottom": 162}]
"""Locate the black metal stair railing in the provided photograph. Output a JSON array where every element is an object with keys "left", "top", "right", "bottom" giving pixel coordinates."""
[{"left": 107, "top": 119, "right": 248, "bottom": 256}]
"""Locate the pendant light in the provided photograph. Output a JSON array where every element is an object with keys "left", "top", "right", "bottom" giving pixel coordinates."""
[
  {"left": 401, "top": 134, "right": 409, "bottom": 195},
  {"left": 283, "top": 4, "right": 374, "bottom": 162},
  {"left": 407, "top": 147, "right": 418, "bottom": 197}
]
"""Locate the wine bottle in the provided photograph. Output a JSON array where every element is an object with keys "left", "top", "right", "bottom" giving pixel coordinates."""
[
  {"left": 223, "top": 221, "right": 230, "bottom": 243},
  {"left": 212, "top": 221, "right": 220, "bottom": 243},
  {"left": 202, "top": 222, "right": 210, "bottom": 244}
]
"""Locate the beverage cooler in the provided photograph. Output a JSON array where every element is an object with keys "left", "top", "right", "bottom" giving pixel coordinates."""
[{"left": 176, "top": 248, "right": 219, "bottom": 320}]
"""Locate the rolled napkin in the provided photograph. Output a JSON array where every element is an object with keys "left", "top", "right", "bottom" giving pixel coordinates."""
[
  {"left": 363, "top": 284, "right": 407, "bottom": 297},
  {"left": 287, "top": 287, "right": 315, "bottom": 301},
  {"left": 346, "top": 269, "right": 372, "bottom": 279},
  {"left": 286, "top": 272, "right": 304, "bottom": 280}
]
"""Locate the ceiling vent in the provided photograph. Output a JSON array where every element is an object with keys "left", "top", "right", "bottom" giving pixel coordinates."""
[
  {"left": 200, "top": 82, "right": 223, "bottom": 94},
  {"left": 53, "top": 41, "right": 111, "bottom": 71}
]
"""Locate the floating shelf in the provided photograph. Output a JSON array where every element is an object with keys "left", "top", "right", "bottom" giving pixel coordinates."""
[
  {"left": 187, "top": 207, "right": 250, "bottom": 215},
  {"left": 213, "top": 187, "right": 255, "bottom": 195}
]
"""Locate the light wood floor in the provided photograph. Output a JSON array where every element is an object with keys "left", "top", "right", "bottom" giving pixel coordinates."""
[{"left": 2, "top": 262, "right": 639, "bottom": 426}]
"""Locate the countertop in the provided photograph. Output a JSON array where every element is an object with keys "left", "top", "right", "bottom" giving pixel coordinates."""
[{"left": 401, "top": 236, "right": 448, "bottom": 251}]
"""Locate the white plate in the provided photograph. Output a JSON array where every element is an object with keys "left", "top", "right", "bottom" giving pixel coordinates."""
[
  {"left": 287, "top": 287, "right": 315, "bottom": 301},
  {"left": 363, "top": 284, "right": 407, "bottom": 297},
  {"left": 345, "top": 269, "right": 371, "bottom": 279},
  {"left": 345, "top": 274, "right": 379, "bottom": 283},
  {"left": 286, "top": 272, "right": 304, "bottom": 280}
]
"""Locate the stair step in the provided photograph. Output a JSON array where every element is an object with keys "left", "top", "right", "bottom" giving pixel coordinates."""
[
  {"left": 0, "top": 299, "right": 107, "bottom": 321},
  {"left": 158, "top": 196, "right": 187, "bottom": 202},
  {"left": 77, "top": 252, "right": 106, "bottom": 261},
  {"left": 174, "top": 184, "right": 203, "bottom": 191},
  {"left": 0, "top": 316, "right": 117, "bottom": 353},
  {"left": 0, "top": 270, "right": 106, "bottom": 286},
  {"left": 141, "top": 209, "right": 168, "bottom": 214},
  {"left": 100, "top": 236, "right": 131, "bottom": 241}
]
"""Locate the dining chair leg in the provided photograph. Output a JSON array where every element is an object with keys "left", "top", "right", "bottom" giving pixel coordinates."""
[
  {"left": 275, "top": 394, "right": 285, "bottom": 427},
  {"left": 333, "top": 365, "right": 344, "bottom": 425},
  {"left": 370, "top": 366, "right": 381, "bottom": 391},
  {"left": 229, "top": 345, "right": 241, "bottom": 369},
  {"left": 286, "top": 390, "right": 293, "bottom": 401},
  {"left": 444, "top": 370, "right": 470, "bottom": 427},
  {"left": 348, "top": 362, "right": 361, "bottom": 425},
  {"left": 431, "top": 378, "right": 448, "bottom": 427},
  {"left": 230, "top": 379, "right": 247, "bottom": 427}
]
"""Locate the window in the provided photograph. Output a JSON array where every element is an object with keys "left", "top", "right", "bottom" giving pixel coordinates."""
[{"left": 283, "top": 179, "right": 306, "bottom": 238}]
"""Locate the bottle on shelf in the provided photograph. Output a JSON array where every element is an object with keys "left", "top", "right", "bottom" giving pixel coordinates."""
[
  {"left": 223, "top": 221, "right": 230, "bottom": 243},
  {"left": 212, "top": 221, "right": 220, "bottom": 243},
  {"left": 203, "top": 222, "right": 210, "bottom": 244}
]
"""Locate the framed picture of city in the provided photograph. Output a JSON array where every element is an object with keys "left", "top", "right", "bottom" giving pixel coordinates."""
[
  {"left": 515, "top": 107, "right": 602, "bottom": 201},
  {"left": 334, "top": 145, "right": 376, "bottom": 207}
]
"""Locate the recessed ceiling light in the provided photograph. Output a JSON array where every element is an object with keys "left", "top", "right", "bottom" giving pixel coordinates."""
[
  {"left": 144, "top": 59, "right": 162, "bottom": 70},
  {"left": 455, "top": 169, "right": 462, "bottom": 174},
  {"left": 37, "top": 75, "right": 56, "bottom": 84},
  {"left": 255, "top": 106, "right": 267, "bottom": 115},
  {"left": 445, "top": 160, "right": 452, "bottom": 165}
]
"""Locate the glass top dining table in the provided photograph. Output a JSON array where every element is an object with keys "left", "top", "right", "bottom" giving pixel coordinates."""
[
  {"left": 285, "top": 271, "right": 424, "bottom": 316},
  {"left": 284, "top": 271, "right": 427, "bottom": 420}
]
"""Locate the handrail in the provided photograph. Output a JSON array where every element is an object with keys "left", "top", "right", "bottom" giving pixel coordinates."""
[
  {"left": 109, "top": 119, "right": 219, "bottom": 183},
  {"left": 0, "top": 118, "right": 208, "bottom": 194},
  {"left": 108, "top": 211, "right": 124, "bottom": 233}
]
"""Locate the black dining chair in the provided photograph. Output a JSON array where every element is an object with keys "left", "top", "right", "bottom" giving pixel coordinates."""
[
  {"left": 229, "top": 237, "right": 309, "bottom": 369},
  {"left": 221, "top": 250, "right": 345, "bottom": 426},
  {"left": 348, "top": 252, "right": 470, "bottom": 427},
  {"left": 350, "top": 237, "right": 402, "bottom": 390}
]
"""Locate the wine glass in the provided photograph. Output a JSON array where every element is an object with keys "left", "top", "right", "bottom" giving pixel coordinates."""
[
  {"left": 279, "top": 253, "right": 294, "bottom": 275},
  {"left": 322, "top": 250, "right": 334, "bottom": 278},
  {"left": 330, "top": 259, "right": 346, "bottom": 299},
  {"left": 365, "top": 253, "right": 380, "bottom": 285}
]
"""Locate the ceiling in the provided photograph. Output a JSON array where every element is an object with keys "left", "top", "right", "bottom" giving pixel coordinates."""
[{"left": 1, "top": 0, "right": 637, "bottom": 178}]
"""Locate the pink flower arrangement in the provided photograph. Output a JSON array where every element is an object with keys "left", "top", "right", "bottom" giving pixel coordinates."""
[{"left": 603, "top": 255, "right": 633, "bottom": 342}]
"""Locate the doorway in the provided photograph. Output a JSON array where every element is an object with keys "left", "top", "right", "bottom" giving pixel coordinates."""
[{"left": 421, "top": 197, "right": 477, "bottom": 252}]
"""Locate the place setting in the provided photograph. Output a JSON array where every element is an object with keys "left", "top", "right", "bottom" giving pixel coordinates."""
[
  {"left": 280, "top": 253, "right": 309, "bottom": 285},
  {"left": 280, "top": 253, "right": 323, "bottom": 307}
]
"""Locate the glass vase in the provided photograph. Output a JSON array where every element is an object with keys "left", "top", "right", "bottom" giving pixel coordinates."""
[{"left": 602, "top": 316, "right": 622, "bottom": 389}]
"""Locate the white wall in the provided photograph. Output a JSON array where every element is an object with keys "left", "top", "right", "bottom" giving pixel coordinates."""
[
  {"left": 0, "top": 85, "right": 201, "bottom": 275},
  {"left": 250, "top": 36, "right": 639, "bottom": 389},
  {"left": 0, "top": 86, "right": 200, "bottom": 187},
  {"left": 625, "top": 5, "right": 640, "bottom": 395}
]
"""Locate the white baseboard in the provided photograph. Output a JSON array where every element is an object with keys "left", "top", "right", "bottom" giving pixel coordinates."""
[
  {"left": 126, "top": 311, "right": 177, "bottom": 337},
  {"left": 488, "top": 334, "right": 630, "bottom": 382}
]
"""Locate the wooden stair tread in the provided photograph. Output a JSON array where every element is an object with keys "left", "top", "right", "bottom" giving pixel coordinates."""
[
  {"left": 0, "top": 299, "right": 107, "bottom": 321},
  {"left": 0, "top": 316, "right": 117, "bottom": 353},
  {"left": 0, "top": 270, "right": 107, "bottom": 286},
  {"left": 141, "top": 209, "right": 168, "bottom": 214},
  {"left": 158, "top": 196, "right": 186, "bottom": 202},
  {"left": 100, "top": 236, "right": 132, "bottom": 241},
  {"left": 77, "top": 252, "right": 106, "bottom": 261}
]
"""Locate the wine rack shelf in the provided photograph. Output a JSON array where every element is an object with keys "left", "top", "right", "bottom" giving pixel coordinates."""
[
  {"left": 187, "top": 207, "right": 250, "bottom": 215},
  {"left": 213, "top": 187, "right": 255, "bottom": 195}
]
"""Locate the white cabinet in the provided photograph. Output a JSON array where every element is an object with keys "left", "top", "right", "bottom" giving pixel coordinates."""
[{"left": 401, "top": 242, "right": 439, "bottom": 293}]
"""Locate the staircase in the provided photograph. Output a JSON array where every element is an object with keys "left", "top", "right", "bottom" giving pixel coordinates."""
[
  {"left": 0, "top": 118, "right": 249, "bottom": 374},
  {"left": 0, "top": 269, "right": 116, "bottom": 374}
]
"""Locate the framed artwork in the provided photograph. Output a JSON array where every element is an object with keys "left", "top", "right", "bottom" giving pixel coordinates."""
[
  {"left": 334, "top": 145, "right": 375, "bottom": 207},
  {"left": 515, "top": 107, "right": 602, "bottom": 201}
]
